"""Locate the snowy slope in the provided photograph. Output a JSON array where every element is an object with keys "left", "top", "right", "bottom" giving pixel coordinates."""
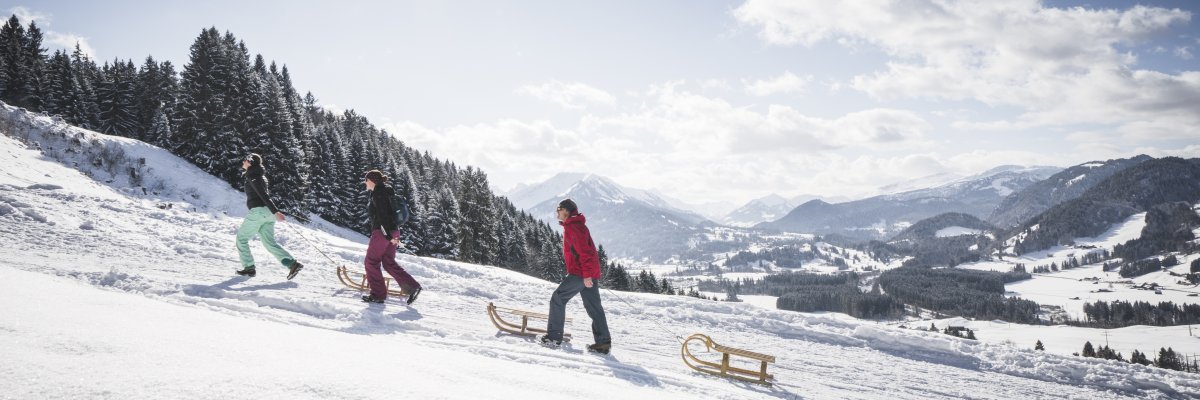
[
  {"left": 958, "top": 210, "right": 1200, "bottom": 317},
  {"left": 2, "top": 108, "right": 1199, "bottom": 399}
]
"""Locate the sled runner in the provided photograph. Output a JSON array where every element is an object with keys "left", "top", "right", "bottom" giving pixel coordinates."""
[
  {"left": 681, "top": 333, "right": 775, "bottom": 386},
  {"left": 336, "top": 265, "right": 409, "bottom": 297},
  {"left": 487, "top": 302, "right": 571, "bottom": 340}
]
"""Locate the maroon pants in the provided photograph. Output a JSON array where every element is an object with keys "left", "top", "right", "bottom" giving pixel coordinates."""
[{"left": 364, "top": 230, "right": 421, "bottom": 299}]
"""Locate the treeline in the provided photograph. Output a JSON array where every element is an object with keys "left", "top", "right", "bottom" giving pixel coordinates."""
[
  {"left": 1075, "top": 299, "right": 1200, "bottom": 328},
  {"left": 878, "top": 267, "right": 1041, "bottom": 323},
  {"left": 702, "top": 272, "right": 905, "bottom": 319},
  {"left": 1025, "top": 250, "right": 1110, "bottom": 274},
  {"left": 1117, "top": 255, "right": 1180, "bottom": 279},
  {"left": 1076, "top": 341, "right": 1198, "bottom": 373},
  {"left": 597, "top": 247, "right": 683, "bottom": 295},
  {"left": 726, "top": 245, "right": 816, "bottom": 270},
  {"left": 0, "top": 16, "right": 574, "bottom": 282}
]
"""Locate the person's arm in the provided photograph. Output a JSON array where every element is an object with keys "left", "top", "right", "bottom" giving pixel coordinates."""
[
  {"left": 374, "top": 192, "right": 399, "bottom": 239},
  {"left": 570, "top": 226, "right": 602, "bottom": 280},
  {"left": 249, "top": 177, "right": 280, "bottom": 214}
]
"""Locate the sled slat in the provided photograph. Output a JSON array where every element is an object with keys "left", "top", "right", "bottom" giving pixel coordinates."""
[
  {"left": 336, "top": 265, "right": 408, "bottom": 297},
  {"left": 487, "top": 302, "right": 572, "bottom": 339},
  {"left": 681, "top": 333, "right": 775, "bottom": 386}
]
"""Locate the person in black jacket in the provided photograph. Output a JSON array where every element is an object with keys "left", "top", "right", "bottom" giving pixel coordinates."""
[
  {"left": 362, "top": 169, "right": 422, "bottom": 304},
  {"left": 234, "top": 153, "right": 304, "bottom": 280}
]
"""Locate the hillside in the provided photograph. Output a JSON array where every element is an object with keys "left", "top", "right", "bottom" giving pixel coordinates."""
[
  {"left": 1, "top": 100, "right": 1196, "bottom": 399},
  {"left": 1006, "top": 157, "right": 1200, "bottom": 255},
  {"left": 988, "top": 156, "right": 1152, "bottom": 228}
]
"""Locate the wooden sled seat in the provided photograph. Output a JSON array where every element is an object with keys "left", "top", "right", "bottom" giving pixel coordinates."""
[
  {"left": 681, "top": 333, "right": 775, "bottom": 386},
  {"left": 336, "top": 265, "right": 409, "bottom": 297},
  {"left": 487, "top": 302, "right": 571, "bottom": 339}
]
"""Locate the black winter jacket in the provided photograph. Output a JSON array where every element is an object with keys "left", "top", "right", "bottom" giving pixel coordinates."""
[
  {"left": 243, "top": 166, "right": 280, "bottom": 214},
  {"left": 367, "top": 184, "right": 399, "bottom": 239}
]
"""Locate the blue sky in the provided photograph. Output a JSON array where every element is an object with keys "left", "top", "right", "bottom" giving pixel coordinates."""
[{"left": 12, "top": 1, "right": 1200, "bottom": 207}]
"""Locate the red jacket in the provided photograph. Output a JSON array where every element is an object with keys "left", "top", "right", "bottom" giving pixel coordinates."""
[{"left": 561, "top": 213, "right": 601, "bottom": 279}]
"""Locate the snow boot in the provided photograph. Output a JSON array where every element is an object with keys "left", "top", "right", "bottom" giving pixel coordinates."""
[
  {"left": 236, "top": 266, "right": 256, "bottom": 277},
  {"left": 587, "top": 342, "right": 611, "bottom": 354},
  {"left": 406, "top": 287, "right": 422, "bottom": 305},
  {"left": 286, "top": 261, "right": 304, "bottom": 280},
  {"left": 539, "top": 335, "right": 562, "bottom": 347},
  {"left": 361, "top": 295, "right": 385, "bottom": 304}
]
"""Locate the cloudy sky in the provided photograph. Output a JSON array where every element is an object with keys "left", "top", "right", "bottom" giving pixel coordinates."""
[{"left": 15, "top": 0, "right": 1200, "bottom": 207}]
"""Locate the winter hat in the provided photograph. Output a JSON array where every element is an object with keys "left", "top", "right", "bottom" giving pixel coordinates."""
[
  {"left": 244, "top": 153, "right": 263, "bottom": 168},
  {"left": 364, "top": 170, "right": 389, "bottom": 184},
  {"left": 558, "top": 198, "right": 578, "bottom": 215}
]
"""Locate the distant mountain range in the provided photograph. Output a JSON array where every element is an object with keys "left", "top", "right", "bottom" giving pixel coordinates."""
[
  {"left": 987, "top": 155, "right": 1153, "bottom": 228},
  {"left": 506, "top": 173, "right": 712, "bottom": 260},
  {"left": 757, "top": 165, "right": 1062, "bottom": 240},
  {"left": 721, "top": 193, "right": 849, "bottom": 227}
]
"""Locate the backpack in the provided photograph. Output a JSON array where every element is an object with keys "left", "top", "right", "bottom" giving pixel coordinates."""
[{"left": 393, "top": 195, "right": 412, "bottom": 225}]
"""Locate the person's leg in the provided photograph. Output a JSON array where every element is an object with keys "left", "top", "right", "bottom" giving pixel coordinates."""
[
  {"left": 546, "top": 275, "right": 583, "bottom": 341},
  {"left": 363, "top": 230, "right": 389, "bottom": 299},
  {"left": 257, "top": 218, "right": 295, "bottom": 268},
  {"left": 580, "top": 281, "right": 612, "bottom": 344},
  {"left": 235, "top": 208, "right": 267, "bottom": 268},
  {"left": 379, "top": 230, "right": 421, "bottom": 291}
]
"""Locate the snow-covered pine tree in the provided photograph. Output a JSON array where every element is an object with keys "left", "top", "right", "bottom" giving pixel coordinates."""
[
  {"left": 41, "top": 50, "right": 71, "bottom": 117},
  {"left": 96, "top": 59, "right": 138, "bottom": 137},
  {"left": 69, "top": 44, "right": 102, "bottom": 131},
  {"left": 174, "top": 28, "right": 236, "bottom": 181},
  {"left": 0, "top": 16, "right": 35, "bottom": 109},
  {"left": 133, "top": 56, "right": 178, "bottom": 145},
  {"left": 456, "top": 167, "right": 499, "bottom": 265}
]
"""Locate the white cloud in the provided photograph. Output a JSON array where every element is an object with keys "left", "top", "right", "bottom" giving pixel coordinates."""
[
  {"left": 8, "top": 6, "right": 49, "bottom": 24},
  {"left": 46, "top": 32, "right": 95, "bottom": 59},
  {"left": 382, "top": 81, "right": 938, "bottom": 203},
  {"left": 743, "top": 71, "right": 812, "bottom": 96},
  {"left": 698, "top": 79, "right": 732, "bottom": 90},
  {"left": 7, "top": 6, "right": 97, "bottom": 59},
  {"left": 733, "top": 1, "right": 1200, "bottom": 141},
  {"left": 1176, "top": 46, "right": 1195, "bottom": 60},
  {"left": 515, "top": 80, "right": 616, "bottom": 110},
  {"left": 320, "top": 103, "right": 345, "bottom": 115}
]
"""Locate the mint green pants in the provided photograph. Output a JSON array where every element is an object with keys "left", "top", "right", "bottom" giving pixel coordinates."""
[{"left": 235, "top": 207, "right": 295, "bottom": 268}]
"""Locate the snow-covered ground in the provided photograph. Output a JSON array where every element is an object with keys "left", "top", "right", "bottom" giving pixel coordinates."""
[
  {"left": 2, "top": 106, "right": 1200, "bottom": 399},
  {"left": 936, "top": 226, "right": 984, "bottom": 238},
  {"left": 908, "top": 317, "right": 1200, "bottom": 363},
  {"left": 957, "top": 211, "right": 1200, "bottom": 318}
]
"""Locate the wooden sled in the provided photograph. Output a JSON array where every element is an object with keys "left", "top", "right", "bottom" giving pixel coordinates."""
[
  {"left": 486, "top": 302, "right": 571, "bottom": 340},
  {"left": 336, "top": 265, "right": 409, "bottom": 297},
  {"left": 681, "top": 333, "right": 775, "bottom": 386}
]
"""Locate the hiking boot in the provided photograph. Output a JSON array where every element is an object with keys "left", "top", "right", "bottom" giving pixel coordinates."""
[
  {"left": 587, "top": 342, "right": 612, "bottom": 354},
  {"left": 286, "top": 261, "right": 304, "bottom": 280},
  {"left": 361, "top": 295, "right": 385, "bottom": 304},
  {"left": 539, "top": 335, "right": 562, "bottom": 347},
  {"left": 406, "top": 287, "right": 422, "bottom": 305},
  {"left": 236, "top": 266, "right": 256, "bottom": 277}
]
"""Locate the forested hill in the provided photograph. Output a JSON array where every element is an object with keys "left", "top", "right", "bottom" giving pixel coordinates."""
[{"left": 0, "top": 18, "right": 570, "bottom": 281}]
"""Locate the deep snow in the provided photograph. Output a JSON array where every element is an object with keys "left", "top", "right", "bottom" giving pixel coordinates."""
[{"left": 2, "top": 106, "right": 1199, "bottom": 399}]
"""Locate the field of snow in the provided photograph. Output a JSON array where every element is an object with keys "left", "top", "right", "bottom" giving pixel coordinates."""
[
  {"left": 910, "top": 317, "right": 1200, "bottom": 364},
  {"left": 936, "top": 226, "right": 984, "bottom": 238},
  {"left": 957, "top": 210, "right": 1200, "bottom": 319},
  {"left": 2, "top": 106, "right": 1200, "bottom": 399}
]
